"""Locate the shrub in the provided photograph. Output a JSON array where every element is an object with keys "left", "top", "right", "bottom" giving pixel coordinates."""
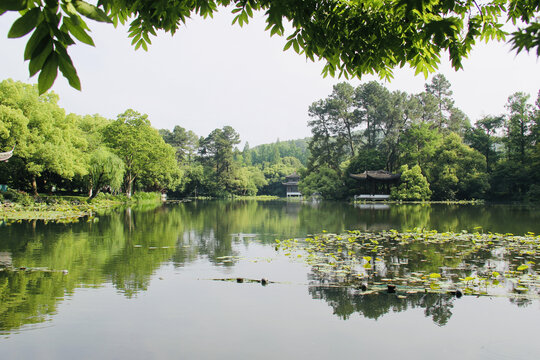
[
  {"left": 2, "top": 189, "right": 34, "bottom": 206},
  {"left": 526, "top": 184, "right": 540, "bottom": 203},
  {"left": 299, "top": 166, "right": 344, "bottom": 199},
  {"left": 131, "top": 192, "right": 161, "bottom": 202},
  {"left": 391, "top": 165, "right": 432, "bottom": 201}
]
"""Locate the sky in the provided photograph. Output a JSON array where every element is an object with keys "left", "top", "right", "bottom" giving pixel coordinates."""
[{"left": 1, "top": 10, "right": 539, "bottom": 146}]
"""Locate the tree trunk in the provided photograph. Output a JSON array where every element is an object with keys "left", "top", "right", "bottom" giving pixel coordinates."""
[
  {"left": 126, "top": 179, "right": 133, "bottom": 198},
  {"left": 88, "top": 178, "right": 94, "bottom": 198},
  {"left": 125, "top": 171, "right": 135, "bottom": 198},
  {"left": 31, "top": 176, "right": 38, "bottom": 196}
]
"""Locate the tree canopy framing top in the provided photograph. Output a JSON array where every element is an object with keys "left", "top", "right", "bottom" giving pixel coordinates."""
[{"left": 1, "top": 0, "right": 539, "bottom": 94}]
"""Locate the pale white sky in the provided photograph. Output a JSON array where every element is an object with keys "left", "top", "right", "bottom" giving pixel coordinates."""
[{"left": 1, "top": 10, "right": 539, "bottom": 146}]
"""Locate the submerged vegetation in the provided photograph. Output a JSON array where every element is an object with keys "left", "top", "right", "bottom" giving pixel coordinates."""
[{"left": 276, "top": 230, "right": 540, "bottom": 301}]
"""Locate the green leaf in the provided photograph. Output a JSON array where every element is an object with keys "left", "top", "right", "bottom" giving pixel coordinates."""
[
  {"left": 64, "top": 2, "right": 78, "bottom": 16},
  {"left": 63, "top": 17, "right": 95, "bottom": 46},
  {"left": 52, "top": 26, "right": 75, "bottom": 46},
  {"left": 38, "top": 52, "right": 59, "bottom": 94},
  {"left": 29, "top": 37, "right": 53, "bottom": 76},
  {"left": 429, "top": 273, "right": 441, "bottom": 279},
  {"left": 245, "top": 5, "right": 253, "bottom": 18},
  {"left": 1, "top": 0, "right": 27, "bottom": 11},
  {"left": 73, "top": 0, "right": 112, "bottom": 23},
  {"left": 517, "top": 264, "right": 529, "bottom": 271},
  {"left": 283, "top": 39, "right": 293, "bottom": 51},
  {"left": 24, "top": 23, "right": 48, "bottom": 60},
  {"left": 68, "top": 12, "right": 90, "bottom": 31},
  {"left": 57, "top": 49, "right": 81, "bottom": 90},
  {"left": 292, "top": 39, "right": 300, "bottom": 53},
  {"left": 8, "top": 7, "right": 41, "bottom": 38}
]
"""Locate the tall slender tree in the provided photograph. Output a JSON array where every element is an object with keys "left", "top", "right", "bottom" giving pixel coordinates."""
[
  {"left": 505, "top": 92, "right": 534, "bottom": 165},
  {"left": 327, "top": 82, "right": 359, "bottom": 157},
  {"left": 307, "top": 99, "right": 342, "bottom": 172},
  {"left": 425, "top": 74, "right": 455, "bottom": 131},
  {"left": 465, "top": 115, "right": 504, "bottom": 172}
]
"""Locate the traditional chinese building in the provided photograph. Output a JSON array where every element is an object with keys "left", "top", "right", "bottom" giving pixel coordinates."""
[
  {"left": 349, "top": 170, "right": 401, "bottom": 200},
  {"left": 283, "top": 172, "right": 302, "bottom": 198}
]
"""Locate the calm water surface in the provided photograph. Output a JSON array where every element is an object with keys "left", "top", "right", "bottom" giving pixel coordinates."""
[{"left": 1, "top": 201, "right": 540, "bottom": 359}]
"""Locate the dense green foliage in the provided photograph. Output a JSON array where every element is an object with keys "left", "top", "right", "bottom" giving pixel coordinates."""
[
  {"left": 0, "top": 79, "right": 307, "bottom": 199},
  {"left": 390, "top": 164, "right": 431, "bottom": 201},
  {"left": 299, "top": 165, "right": 343, "bottom": 199},
  {"left": 0, "top": 79, "right": 180, "bottom": 198},
  {"left": 162, "top": 128, "right": 308, "bottom": 198},
  {"left": 103, "top": 109, "right": 180, "bottom": 197},
  {"left": 302, "top": 75, "right": 540, "bottom": 201},
  {"left": 1, "top": 0, "right": 538, "bottom": 93},
  {"left": 247, "top": 139, "right": 309, "bottom": 166},
  {"left": 1, "top": 77, "right": 538, "bottom": 202}
]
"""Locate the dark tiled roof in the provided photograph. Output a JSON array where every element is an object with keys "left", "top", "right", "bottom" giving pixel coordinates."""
[{"left": 349, "top": 170, "right": 401, "bottom": 181}]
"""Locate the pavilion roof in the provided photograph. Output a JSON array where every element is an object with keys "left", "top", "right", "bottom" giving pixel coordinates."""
[
  {"left": 282, "top": 181, "right": 299, "bottom": 186},
  {"left": 349, "top": 170, "right": 401, "bottom": 182},
  {"left": 285, "top": 172, "right": 300, "bottom": 179}
]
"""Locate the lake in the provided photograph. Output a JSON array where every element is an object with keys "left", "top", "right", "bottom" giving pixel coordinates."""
[{"left": 1, "top": 200, "right": 540, "bottom": 359}]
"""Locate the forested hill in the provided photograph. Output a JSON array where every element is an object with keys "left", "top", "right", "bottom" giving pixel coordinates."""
[{"left": 247, "top": 138, "right": 310, "bottom": 167}]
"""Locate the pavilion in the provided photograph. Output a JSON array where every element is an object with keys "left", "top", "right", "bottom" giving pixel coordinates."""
[
  {"left": 283, "top": 172, "right": 302, "bottom": 198},
  {"left": 349, "top": 170, "right": 401, "bottom": 200}
]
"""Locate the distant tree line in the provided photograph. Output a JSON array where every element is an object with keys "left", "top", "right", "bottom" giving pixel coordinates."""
[
  {"left": 300, "top": 75, "right": 540, "bottom": 201},
  {"left": 0, "top": 79, "right": 308, "bottom": 199},
  {"left": 159, "top": 127, "right": 308, "bottom": 197},
  {"left": 2, "top": 77, "right": 539, "bottom": 202}
]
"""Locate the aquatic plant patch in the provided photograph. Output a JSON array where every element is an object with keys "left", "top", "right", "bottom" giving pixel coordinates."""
[
  {"left": 0, "top": 203, "right": 98, "bottom": 222},
  {"left": 275, "top": 230, "right": 540, "bottom": 300}
]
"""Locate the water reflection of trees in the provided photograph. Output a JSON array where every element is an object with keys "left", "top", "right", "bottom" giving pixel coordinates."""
[
  {"left": 0, "top": 271, "right": 69, "bottom": 333},
  {"left": 1, "top": 201, "right": 539, "bottom": 333},
  {"left": 303, "top": 233, "right": 459, "bottom": 326},
  {"left": 309, "top": 283, "right": 455, "bottom": 326},
  {"left": 294, "top": 226, "right": 540, "bottom": 325}
]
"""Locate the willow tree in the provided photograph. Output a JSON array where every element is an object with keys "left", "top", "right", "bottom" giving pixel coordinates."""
[
  {"left": 86, "top": 147, "right": 125, "bottom": 198},
  {"left": 2, "top": 1, "right": 538, "bottom": 93}
]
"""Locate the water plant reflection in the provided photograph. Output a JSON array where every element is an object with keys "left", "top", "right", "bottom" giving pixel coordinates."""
[
  {"left": 277, "top": 229, "right": 540, "bottom": 323},
  {"left": 1, "top": 201, "right": 539, "bottom": 334}
]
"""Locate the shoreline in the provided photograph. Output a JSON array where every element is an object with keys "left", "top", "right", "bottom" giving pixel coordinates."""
[{"left": 0, "top": 193, "right": 162, "bottom": 222}]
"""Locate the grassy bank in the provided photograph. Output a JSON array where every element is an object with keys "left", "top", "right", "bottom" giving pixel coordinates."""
[{"left": 0, "top": 191, "right": 162, "bottom": 222}]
